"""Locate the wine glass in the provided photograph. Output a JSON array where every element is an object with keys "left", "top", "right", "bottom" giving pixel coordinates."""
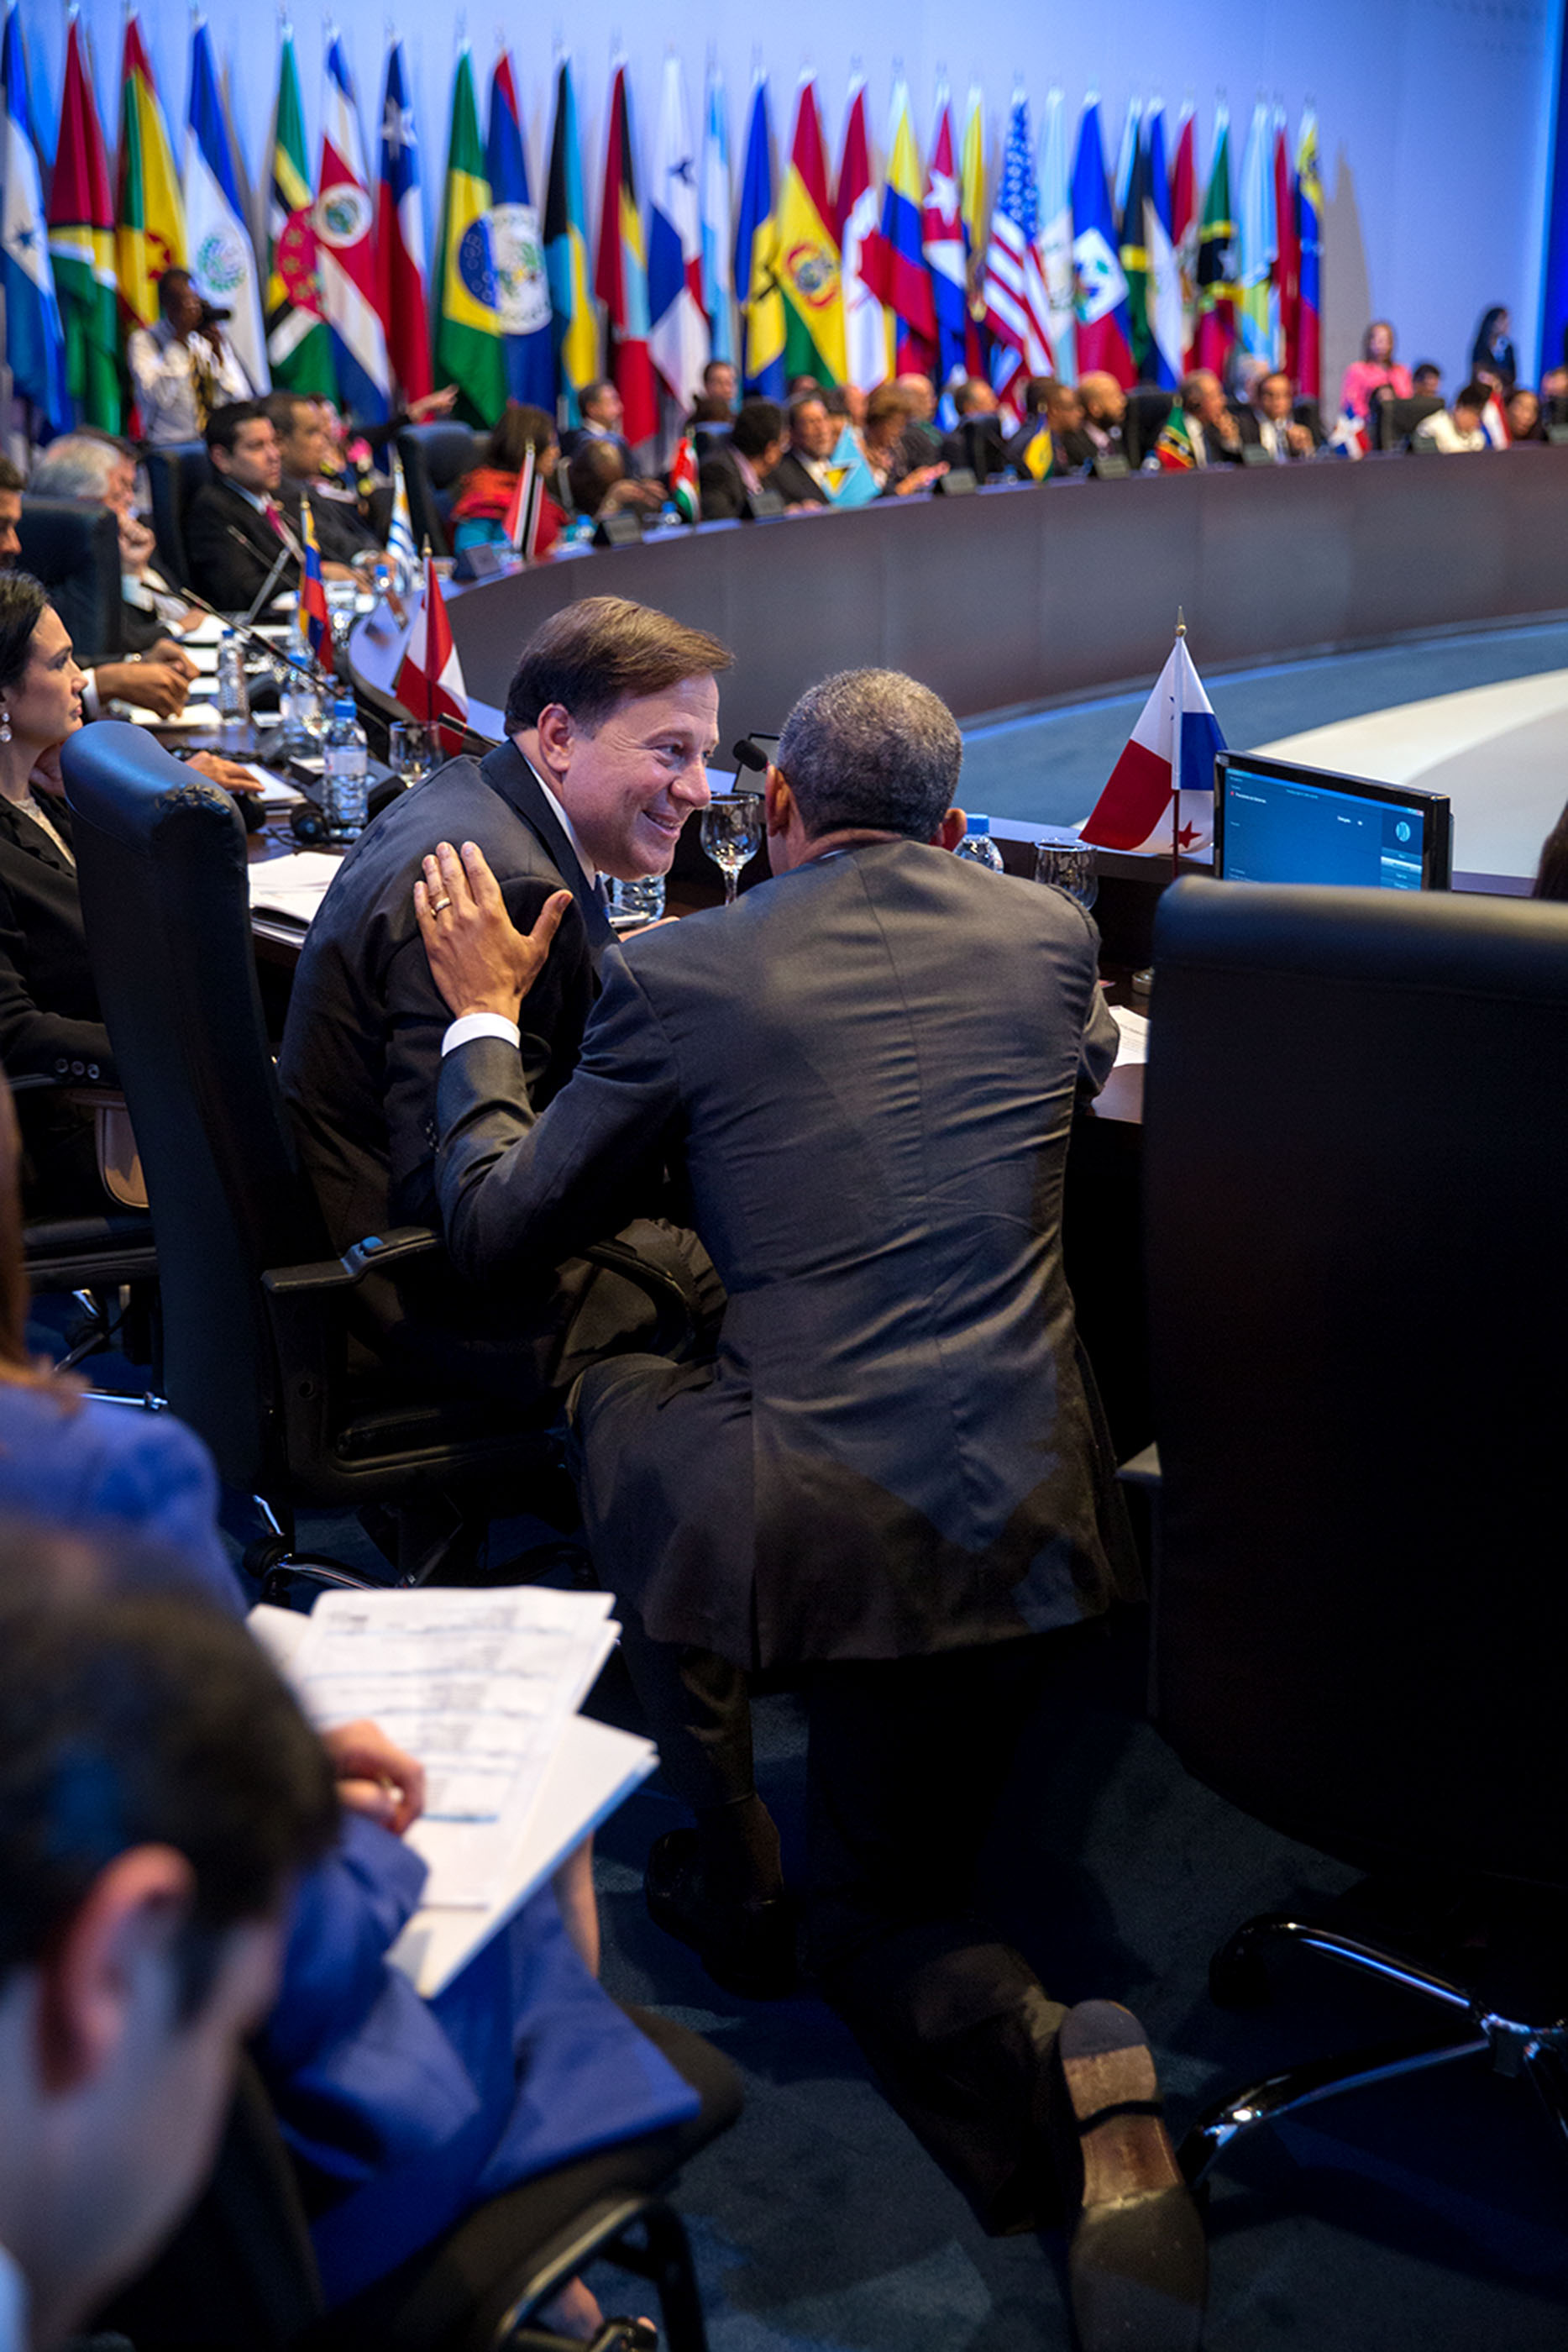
[
  {"left": 700, "top": 792, "right": 763, "bottom": 906},
  {"left": 388, "top": 722, "right": 437, "bottom": 785}
]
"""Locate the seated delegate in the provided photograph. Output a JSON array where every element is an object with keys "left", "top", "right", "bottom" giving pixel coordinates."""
[
  {"left": 0, "top": 573, "right": 254, "bottom": 1216},
  {"left": 449, "top": 400, "right": 567, "bottom": 557},
  {"left": 0, "top": 1065, "right": 738, "bottom": 2330}
]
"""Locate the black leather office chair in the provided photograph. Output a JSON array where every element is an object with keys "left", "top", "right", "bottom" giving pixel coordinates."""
[
  {"left": 57, "top": 723, "right": 583, "bottom": 1583},
  {"left": 17, "top": 496, "right": 124, "bottom": 660},
  {"left": 1141, "top": 877, "right": 1568, "bottom": 2191},
  {"left": 103, "top": 2054, "right": 734, "bottom": 2351},
  {"left": 1377, "top": 393, "right": 1445, "bottom": 451},
  {"left": 1126, "top": 388, "right": 1173, "bottom": 466},
  {"left": 144, "top": 438, "right": 215, "bottom": 591},
  {"left": 395, "top": 423, "right": 485, "bottom": 558}
]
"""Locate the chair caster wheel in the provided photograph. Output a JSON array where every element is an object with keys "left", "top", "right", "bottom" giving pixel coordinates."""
[{"left": 1210, "top": 1946, "right": 1272, "bottom": 2008}]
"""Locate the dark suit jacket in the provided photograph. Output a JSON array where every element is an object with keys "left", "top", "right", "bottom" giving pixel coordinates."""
[
  {"left": 184, "top": 478, "right": 302, "bottom": 613},
  {"left": 284, "top": 474, "right": 381, "bottom": 568},
  {"left": 433, "top": 842, "right": 1130, "bottom": 1667},
  {"left": 942, "top": 415, "right": 1007, "bottom": 480},
  {"left": 697, "top": 443, "right": 753, "bottom": 522},
  {"left": 763, "top": 449, "right": 829, "bottom": 506},
  {"left": 0, "top": 795, "right": 115, "bottom": 1212},
  {"left": 278, "top": 738, "right": 609, "bottom": 1252}
]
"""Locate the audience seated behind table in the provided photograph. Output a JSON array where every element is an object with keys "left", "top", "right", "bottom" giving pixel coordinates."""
[
  {"left": 698, "top": 397, "right": 788, "bottom": 519},
  {"left": 0, "top": 1067, "right": 735, "bottom": 2335},
  {"left": 275, "top": 596, "right": 725, "bottom": 1410},
  {"left": 27, "top": 431, "right": 202, "bottom": 648},
  {"left": 861, "top": 385, "right": 947, "bottom": 494},
  {"left": 1007, "top": 376, "right": 1097, "bottom": 477},
  {"left": 448, "top": 401, "right": 567, "bottom": 557},
  {"left": 264, "top": 389, "right": 387, "bottom": 571},
  {"left": 1249, "top": 370, "right": 1323, "bottom": 460},
  {"left": 942, "top": 375, "right": 1007, "bottom": 476},
  {"left": 0, "top": 574, "right": 255, "bottom": 1218},
  {"left": 1507, "top": 387, "right": 1546, "bottom": 443},
  {"left": 1412, "top": 381, "right": 1491, "bottom": 453},
  {"left": 0, "top": 456, "right": 202, "bottom": 723},
  {"left": 1340, "top": 319, "right": 1414, "bottom": 421},
  {"left": 683, "top": 357, "right": 737, "bottom": 435},
  {"left": 126, "top": 266, "right": 254, "bottom": 448},
  {"left": 0, "top": 1528, "right": 336, "bottom": 2352},
  {"left": 1470, "top": 304, "right": 1518, "bottom": 393},
  {"left": 1176, "top": 370, "right": 1249, "bottom": 465},
  {"left": 567, "top": 437, "right": 665, "bottom": 528},
  {"left": 764, "top": 393, "right": 842, "bottom": 508}
]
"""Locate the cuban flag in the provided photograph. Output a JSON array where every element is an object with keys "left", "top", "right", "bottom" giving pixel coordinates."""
[
  {"left": 1071, "top": 97, "right": 1135, "bottom": 387},
  {"left": 1, "top": 6, "right": 70, "bottom": 431},
  {"left": 186, "top": 20, "right": 269, "bottom": 396},
  {"left": 922, "top": 88, "right": 968, "bottom": 399},
  {"left": 1081, "top": 636, "right": 1225, "bottom": 856},
  {"left": 318, "top": 36, "right": 391, "bottom": 423},
  {"left": 648, "top": 53, "right": 707, "bottom": 406},
  {"left": 376, "top": 39, "right": 433, "bottom": 404},
  {"left": 981, "top": 91, "right": 1052, "bottom": 418},
  {"left": 296, "top": 498, "right": 333, "bottom": 675},
  {"left": 700, "top": 70, "right": 735, "bottom": 367},
  {"left": 396, "top": 551, "right": 469, "bottom": 751}
]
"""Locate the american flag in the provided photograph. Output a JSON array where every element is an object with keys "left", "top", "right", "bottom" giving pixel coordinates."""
[{"left": 981, "top": 93, "right": 1053, "bottom": 417}]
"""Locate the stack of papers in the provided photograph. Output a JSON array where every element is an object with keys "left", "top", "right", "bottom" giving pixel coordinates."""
[
  {"left": 251, "top": 1588, "right": 657, "bottom": 1995},
  {"left": 1110, "top": 1005, "right": 1151, "bottom": 1067},
  {"left": 246, "top": 848, "right": 341, "bottom": 925}
]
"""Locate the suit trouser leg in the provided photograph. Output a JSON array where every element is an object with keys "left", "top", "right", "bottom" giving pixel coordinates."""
[
  {"left": 616, "top": 1606, "right": 783, "bottom": 1898},
  {"left": 803, "top": 1633, "right": 1087, "bottom": 2235}
]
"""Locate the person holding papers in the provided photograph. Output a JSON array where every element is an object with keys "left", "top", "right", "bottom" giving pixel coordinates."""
[{"left": 0, "top": 1071, "right": 737, "bottom": 2335}]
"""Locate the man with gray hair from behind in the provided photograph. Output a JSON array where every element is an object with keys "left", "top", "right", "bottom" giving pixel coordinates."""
[{"left": 410, "top": 664, "right": 1207, "bottom": 2349}]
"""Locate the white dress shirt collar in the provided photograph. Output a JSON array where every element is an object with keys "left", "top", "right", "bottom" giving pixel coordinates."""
[{"left": 526, "top": 756, "right": 597, "bottom": 885}]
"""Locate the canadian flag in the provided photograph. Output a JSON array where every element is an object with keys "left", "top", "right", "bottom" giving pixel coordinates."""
[
  {"left": 1081, "top": 637, "right": 1225, "bottom": 856},
  {"left": 395, "top": 554, "right": 469, "bottom": 751}
]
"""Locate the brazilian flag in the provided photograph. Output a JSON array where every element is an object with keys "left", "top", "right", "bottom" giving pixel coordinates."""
[{"left": 435, "top": 49, "right": 506, "bottom": 426}]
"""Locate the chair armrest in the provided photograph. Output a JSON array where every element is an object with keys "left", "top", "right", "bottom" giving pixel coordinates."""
[
  {"left": 261, "top": 1225, "right": 444, "bottom": 1298},
  {"left": 581, "top": 1237, "right": 700, "bottom": 1358}
]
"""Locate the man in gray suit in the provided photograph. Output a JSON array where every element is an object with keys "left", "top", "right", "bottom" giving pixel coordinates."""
[{"left": 406, "top": 674, "right": 1206, "bottom": 2343}]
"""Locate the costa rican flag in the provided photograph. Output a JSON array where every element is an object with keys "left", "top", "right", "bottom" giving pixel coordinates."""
[
  {"left": 981, "top": 91, "right": 1052, "bottom": 417},
  {"left": 396, "top": 552, "right": 469, "bottom": 749},
  {"left": 317, "top": 36, "right": 391, "bottom": 422},
  {"left": 296, "top": 498, "right": 333, "bottom": 675},
  {"left": 1081, "top": 635, "right": 1225, "bottom": 856}
]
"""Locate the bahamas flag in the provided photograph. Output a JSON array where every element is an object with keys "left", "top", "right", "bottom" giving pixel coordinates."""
[
  {"left": 544, "top": 60, "right": 596, "bottom": 426},
  {"left": 46, "top": 15, "right": 118, "bottom": 430},
  {"left": 777, "top": 75, "right": 846, "bottom": 386},
  {"left": 116, "top": 13, "right": 186, "bottom": 335},
  {"left": 436, "top": 49, "right": 505, "bottom": 427},
  {"left": 1296, "top": 110, "right": 1323, "bottom": 402},
  {"left": 863, "top": 80, "right": 933, "bottom": 377},
  {"left": 2, "top": 7, "right": 69, "bottom": 432},
  {"left": 267, "top": 31, "right": 333, "bottom": 396},
  {"left": 594, "top": 62, "right": 658, "bottom": 446},
  {"left": 488, "top": 51, "right": 553, "bottom": 412},
  {"left": 734, "top": 73, "right": 784, "bottom": 398}
]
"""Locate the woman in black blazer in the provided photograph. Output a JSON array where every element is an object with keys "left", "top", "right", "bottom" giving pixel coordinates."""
[{"left": 0, "top": 570, "right": 257, "bottom": 1215}]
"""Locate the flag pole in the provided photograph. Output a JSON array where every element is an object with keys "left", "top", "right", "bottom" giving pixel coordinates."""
[
  {"left": 1171, "top": 606, "right": 1186, "bottom": 885},
  {"left": 421, "top": 536, "right": 435, "bottom": 731}
]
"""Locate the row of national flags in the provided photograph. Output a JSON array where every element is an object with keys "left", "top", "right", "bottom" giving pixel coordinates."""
[{"left": 3, "top": 21, "right": 1324, "bottom": 447}]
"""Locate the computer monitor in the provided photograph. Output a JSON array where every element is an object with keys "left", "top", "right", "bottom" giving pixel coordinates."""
[{"left": 1214, "top": 751, "right": 1453, "bottom": 891}]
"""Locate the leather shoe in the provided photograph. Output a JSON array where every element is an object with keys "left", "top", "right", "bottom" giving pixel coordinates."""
[
  {"left": 644, "top": 1828, "right": 797, "bottom": 1998},
  {"left": 1050, "top": 2000, "right": 1207, "bottom": 2351}
]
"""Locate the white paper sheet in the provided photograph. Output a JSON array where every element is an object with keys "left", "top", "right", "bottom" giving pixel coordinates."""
[
  {"left": 246, "top": 848, "right": 341, "bottom": 923},
  {"left": 1110, "top": 1005, "right": 1151, "bottom": 1066}
]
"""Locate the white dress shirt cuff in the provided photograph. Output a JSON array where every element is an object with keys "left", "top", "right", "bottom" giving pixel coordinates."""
[{"left": 441, "top": 1011, "right": 521, "bottom": 1056}]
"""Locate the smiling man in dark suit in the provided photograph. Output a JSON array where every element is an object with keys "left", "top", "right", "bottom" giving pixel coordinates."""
[{"left": 277, "top": 596, "right": 729, "bottom": 1403}]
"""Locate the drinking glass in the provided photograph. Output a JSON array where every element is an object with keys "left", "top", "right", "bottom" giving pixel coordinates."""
[
  {"left": 1034, "top": 828, "right": 1099, "bottom": 911},
  {"left": 388, "top": 722, "right": 437, "bottom": 785},
  {"left": 700, "top": 793, "right": 763, "bottom": 906},
  {"left": 277, "top": 665, "right": 325, "bottom": 754},
  {"left": 607, "top": 874, "right": 667, "bottom": 924}
]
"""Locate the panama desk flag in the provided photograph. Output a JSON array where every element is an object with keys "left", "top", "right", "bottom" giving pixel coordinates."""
[
  {"left": 1082, "top": 626, "right": 1225, "bottom": 856},
  {"left": 396, "top": 554, "right": 469, "bottom": 751}
]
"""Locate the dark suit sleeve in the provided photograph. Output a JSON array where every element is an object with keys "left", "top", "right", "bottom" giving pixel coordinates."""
[
  {"left": 184, "top": 491, "right": 294, "bottom": 613},
  {"left": 382, "top": 876, "right": 594, "bottom": 1226},
  {"left": 435, "top": 952, "right": 682, "bottom": 1284},
  {"left": 698, "top": 454, "right": 745, "bottom": 521},
  {"left": 0, "top": 876, "right": 115, "bottom": 1082}
]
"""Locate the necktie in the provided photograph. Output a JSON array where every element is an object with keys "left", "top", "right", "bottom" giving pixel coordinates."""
[{"left": 263, "top": 500, "right": 286, "bottom": 540}]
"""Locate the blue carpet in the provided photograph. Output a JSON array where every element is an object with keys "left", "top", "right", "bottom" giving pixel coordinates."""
[{"left": 958, "top": 619, "right": 1568, "bottom": 832}]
